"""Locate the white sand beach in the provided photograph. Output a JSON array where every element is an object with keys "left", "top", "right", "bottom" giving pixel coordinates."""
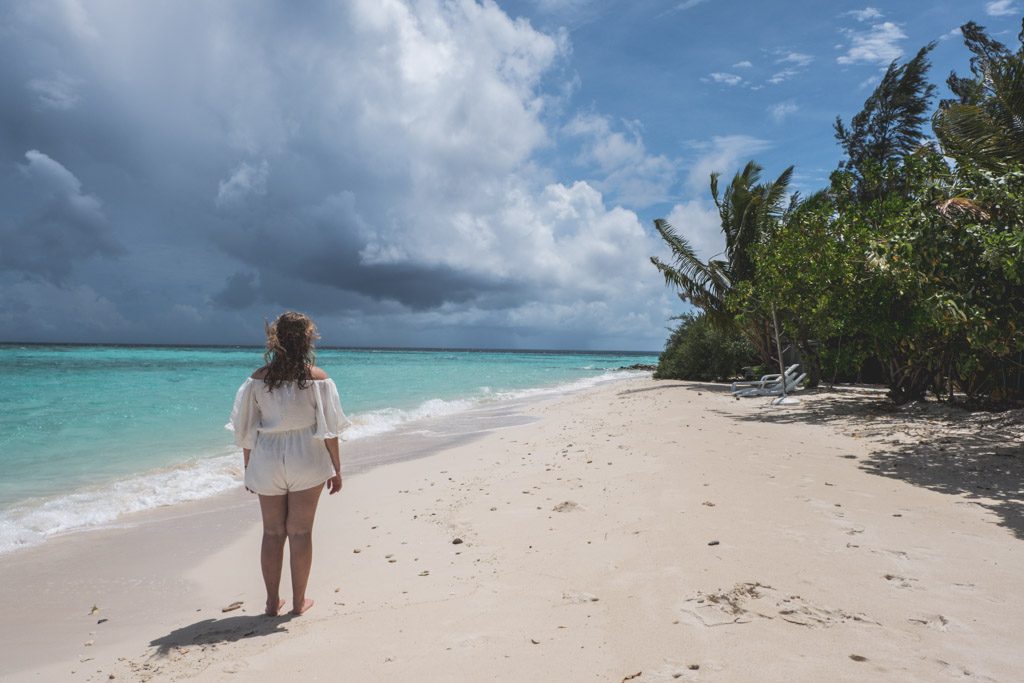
[{"left": 3, "top": 377, "right": 1022, "bottom": 682}]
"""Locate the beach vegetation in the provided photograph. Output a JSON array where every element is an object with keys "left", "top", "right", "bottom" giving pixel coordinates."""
[
  {"left": 652, "top": 18, "right": 1024, "bottom": 406},
  {"left": 650, "top": 162, "right": 794, "bottom": 367},
  {"left": 653, "top": 313, "right": 758, "bottom": 382}
]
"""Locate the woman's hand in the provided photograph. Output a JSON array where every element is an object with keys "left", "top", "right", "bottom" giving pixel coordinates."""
[{"left": 327, "top": 473, "right": 343, "bottom": 495}]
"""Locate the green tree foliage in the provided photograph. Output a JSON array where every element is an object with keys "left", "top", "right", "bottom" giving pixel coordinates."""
[
  {"left": 653, "top": 313, "right": 758, "bottom": 382},
  {"left": 650, "top": 162, "right": 793, "bottom": 364},
  {"left": 934, "top": 20, "right": 1024, "bottom": 171},
  {"left": 834, "top": 43, "right": 937, "bottom": 197},
  {"left": 651, "top": 22, "right": 1023, "bottom": 405}
]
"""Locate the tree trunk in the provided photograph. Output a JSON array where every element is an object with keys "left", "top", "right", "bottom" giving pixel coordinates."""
[{"left": 796, "top": 336, "right": 822, "bottom": 388}]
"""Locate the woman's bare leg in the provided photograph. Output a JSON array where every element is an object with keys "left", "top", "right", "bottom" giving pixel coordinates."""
[
  {"left": 285, "top": 484, "right": 324, "bottom": 615},
  {"left": 257, "top": 494, "right": 288, "bottom": 616}
]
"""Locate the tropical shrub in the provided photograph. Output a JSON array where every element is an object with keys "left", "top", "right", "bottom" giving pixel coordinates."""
[{"left": 654, "top": 314, "right": 758, "bottom": 382}]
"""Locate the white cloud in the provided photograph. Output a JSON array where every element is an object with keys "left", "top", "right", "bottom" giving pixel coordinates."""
[
  {"left": 732, "top": 60, "right": 753, "bottom": 68},
  {"left": 216, "top": 160, "right": 270, "bottom": 207},
  {"left": 662, "top": 200, "right": 723, "bottom": 263},
  {"left": 0, "top": 0, "right": 683, "bottom": 347},
  {"left": 768, "top": 68, "right": 799, "bottom": 84},
  {"left": 765, "top": 52, "right": 814, "bottom": 85},
  {"left": 986, "top": 0, "right": 1019, "bottom": 16},
  {"left": 940, "top": 27, "right": 963, "bottom": 41},
  {"left": 845, "top": 7, "right": 883, "bottom": 22},
  {"left": 769, "top": 101, "right": 798, "bottom": 123},
  {"left": 532, "top": 0, "right": 593, "bottom": 13},
  {"left": 858, "top": 74, "right": 880, "bottom": 90},
  {"left": 674, "top": 0, "right": 709, "bottom": 10},
  {"left": 684, "top": 135, "right": 773, "bottom": 193},
  {"left": 27, "top": 72, "right": 83, "bottom": 110},
  {"left": 660, "top": 135, "right": 780, "bottom": 266},
  {"left": 563, "top": 113, "right": 677, "bottom": 207},
  {"left": 777, "top": 52, "right": 814, "bottom": 67},
  {"left": 707, "top": 72, "right": 744, "bottom": 86},
  {"left": 837, "top": 21, "right": 906, "bottom": 65}
]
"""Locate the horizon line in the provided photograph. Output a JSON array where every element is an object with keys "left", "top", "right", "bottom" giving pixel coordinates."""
[{"left": 0, "top": 340, "right": 661, "bottom": 356}]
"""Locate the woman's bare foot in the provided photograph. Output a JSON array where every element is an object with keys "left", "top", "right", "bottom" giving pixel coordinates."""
[
  {"left": 265, "top": 599, "right": 285, "bottom": 616},
  {"left": 291, "top": 598, "right": 314, "bottom": 616}
]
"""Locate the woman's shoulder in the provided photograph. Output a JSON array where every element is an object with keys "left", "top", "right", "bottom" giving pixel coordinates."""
[{"left": 247, "top": 366, "right": 329, "bottom": 381}]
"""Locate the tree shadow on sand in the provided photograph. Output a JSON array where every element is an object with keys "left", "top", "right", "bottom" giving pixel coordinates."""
[
  {"left": 719, "top": 390, "right": 1024, "bottom": 540},
  {"left": 617, "top": 380, "right": 735, "bottom": 396},
  {"left": 149, "top": 613, "right": 296, "bottom": 657}
]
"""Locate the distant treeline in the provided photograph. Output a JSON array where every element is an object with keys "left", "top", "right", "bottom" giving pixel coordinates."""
[{"left": 651, "top": 20, "right": 1024, "bottom": 406}]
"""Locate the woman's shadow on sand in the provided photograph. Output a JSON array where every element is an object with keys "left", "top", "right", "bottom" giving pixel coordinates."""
[{"left": 149, "top": 612, "right": 296, "bottom": 656}]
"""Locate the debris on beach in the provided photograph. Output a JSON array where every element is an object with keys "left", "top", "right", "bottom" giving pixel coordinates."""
[
  {"left": 221, "top": 601, "right": 243, "bottom": 613},
  {"left": 89, "top": 605, "right": 100, "bottom": 615},
  {"left": 562, "top": 591, "right": 600, "bottom": 603},
  {"left": 552, "top": 500, "right": 579, "bottom": 512},
  {"left": 452, "top": 538, "right": 464, "bottom": 545},
  {"left": 708, "top": 540, "right": 720, "bottom": 546}
]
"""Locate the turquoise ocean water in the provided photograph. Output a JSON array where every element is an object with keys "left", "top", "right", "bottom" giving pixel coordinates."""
[{"left": 0, "top": 345, "right": 655, "bottom": 552}]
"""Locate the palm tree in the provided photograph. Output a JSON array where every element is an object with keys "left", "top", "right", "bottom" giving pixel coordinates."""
[
  {"left": 933, "top": 20, "right": 1024, "bottom": 171},
  {"left": 651, "top": 160, "right": 794, "bottom": 364}
]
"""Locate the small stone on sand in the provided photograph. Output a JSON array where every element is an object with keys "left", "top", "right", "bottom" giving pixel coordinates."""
[
  {"left": 708, "top": 540, "right": 720, "bottom": 546},
  {"left": 452, "top": 538, "right": 464, "bottom": 545}
]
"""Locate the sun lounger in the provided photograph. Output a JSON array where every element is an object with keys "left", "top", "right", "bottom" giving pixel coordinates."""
[
  {"left": 731, "top": 364, "right": 800, "bottom": 394},
  {"left": 734, "top": 372, "right": 807, "bottom": 398}
]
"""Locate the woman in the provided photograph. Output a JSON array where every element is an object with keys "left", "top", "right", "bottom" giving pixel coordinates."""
[{"left": 228, "top": 311, "right": 348, "bottom": 616}]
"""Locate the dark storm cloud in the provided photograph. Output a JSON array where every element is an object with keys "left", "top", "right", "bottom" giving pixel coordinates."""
[
  {"left": 0, "top": 151, "right": 123, "bottom": 282},
  {"left": 0, "top": 0, "right": 667, "bottom": 349},
  {"left": 210, "top": 205, "right": 523, "bottom": 312},
  {"left": 211, "top": 271, "right": 259, "bottom": 310}
]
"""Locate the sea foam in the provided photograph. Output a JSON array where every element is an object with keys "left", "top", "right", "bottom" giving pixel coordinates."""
[{"left": 0, "top": 368, "right": 648, "bottom": 554}]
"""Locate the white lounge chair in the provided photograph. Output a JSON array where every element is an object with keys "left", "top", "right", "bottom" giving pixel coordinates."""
[
  {"left": 731, "top": 364, "right": 800, "bottom": 394},
  {"left": 734, "top": 372, "right": 807, "bottom": 398}
]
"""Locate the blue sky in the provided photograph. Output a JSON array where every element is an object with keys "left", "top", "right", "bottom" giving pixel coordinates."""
[{"left": 0, "top": 1, "right": 1020, "bottom": 350}]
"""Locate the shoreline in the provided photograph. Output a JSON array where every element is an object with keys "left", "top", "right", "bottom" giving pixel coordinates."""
[
  {"left": 0, "top": 368, "right": 646, "bottom": 556},
  {"left": 3, "top": 377, "right": 1022, "bottom": 682}
]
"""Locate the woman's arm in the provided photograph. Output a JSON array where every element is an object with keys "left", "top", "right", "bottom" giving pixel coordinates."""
[
  {"left": 243, "top": 447, "right": 253, "bottom": 493},
  {"left": 325, "top": 437, "right": 343, "bottom": 494}
]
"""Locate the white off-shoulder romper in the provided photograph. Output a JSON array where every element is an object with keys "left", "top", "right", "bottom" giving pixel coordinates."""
[{"left": 227, "top": 378, "right": 350, "bottom": 496}]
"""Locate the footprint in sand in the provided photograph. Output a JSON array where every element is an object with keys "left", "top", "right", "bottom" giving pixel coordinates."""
[
  {"left": 909, "top": 614, "right": 950, "bottom": 631},
  {"left": 883, "top": 574, "right": 918, "bottom": 589},
  {"left": 680, "top": 583, "right": 878, "bottom": 629}
]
